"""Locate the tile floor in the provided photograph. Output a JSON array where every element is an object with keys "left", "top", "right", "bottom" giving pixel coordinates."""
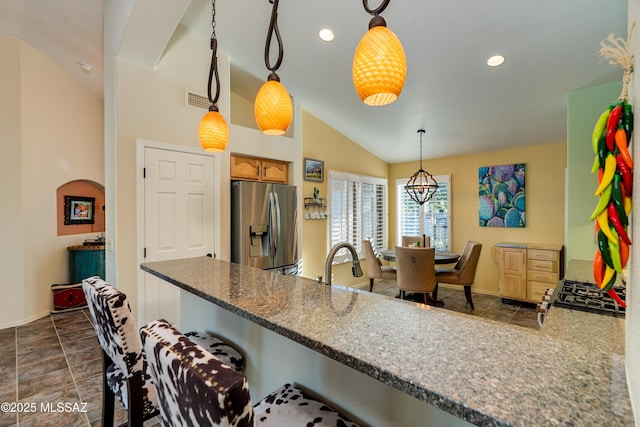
[
  {"left": 361, "top": 279, "right": 540, "bottom": 330},
  {"left": 0, "top": 282, "right": 537, "bottom": 427},
  {"left": 0, "top": 309, "right": 160, "bottom": 427}
]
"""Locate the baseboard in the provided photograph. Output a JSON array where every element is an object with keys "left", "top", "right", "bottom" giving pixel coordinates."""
[{"left": 0, "top": 311, "right": 51, "bottom": 329}]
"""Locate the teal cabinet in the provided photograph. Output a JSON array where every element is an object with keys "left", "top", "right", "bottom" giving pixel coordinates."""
[{"left": 68, "top": 245, "right": 105, "bottom": 283}]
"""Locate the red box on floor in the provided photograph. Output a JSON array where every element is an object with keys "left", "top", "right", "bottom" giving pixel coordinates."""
[{"left": 51, "top": 283, "right": 87, "bottom": 313}]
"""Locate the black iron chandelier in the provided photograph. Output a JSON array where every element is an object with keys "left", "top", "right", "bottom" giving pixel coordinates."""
[{"left": 405, "top": 129, "right": 438, "bottom": 205}]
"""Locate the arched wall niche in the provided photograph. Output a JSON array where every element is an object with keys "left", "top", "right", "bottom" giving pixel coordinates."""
[{"left": 57, "top": 180, "right": 105, "bottom": 236}]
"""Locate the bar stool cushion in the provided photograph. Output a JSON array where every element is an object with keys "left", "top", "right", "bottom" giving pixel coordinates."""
[
  {"left": 141, "top": 319, "right": 362, "bottom": 427},
  {"left": 141, "top": 319, "right": 254, "bottom": 426},
  {"left": 185, "top": 331, "right": 245, "bottom": 372},
  {"left": 253, "top": 383, "right": 361, "bottom": 427}
]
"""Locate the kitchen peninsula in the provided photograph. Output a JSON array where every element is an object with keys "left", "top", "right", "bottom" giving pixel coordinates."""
[{"left": 141, "top": 257, "right": 633, "bottom": 426}]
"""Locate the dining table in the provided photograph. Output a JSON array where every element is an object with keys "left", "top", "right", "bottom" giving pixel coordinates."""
[{"left": 379, "top": 248, "right": 460, "bottom": 264}]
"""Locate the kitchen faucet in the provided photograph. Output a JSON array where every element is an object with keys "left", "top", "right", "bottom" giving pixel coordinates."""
[{"left": 324, "top": 242, "right": 363, "bottom": 286}]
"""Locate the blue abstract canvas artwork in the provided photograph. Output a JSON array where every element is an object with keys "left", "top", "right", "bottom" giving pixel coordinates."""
[{"left": 478, "top": 164, "right": 525, "bottom": 227}]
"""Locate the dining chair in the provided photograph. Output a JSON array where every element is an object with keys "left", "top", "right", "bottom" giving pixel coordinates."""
[
  {"left": 395, "top": 246, "right": 437, "bottom": 304},
  {"left": 140, "top": 318, "right": 362, "bottom": 427},
  {"left": 82, "top": 276, "right": 245, "bottom": 427},
  {"left": 362, "top": 238, "right": 397, "bottom": 292},
  {"left": 401, "top": 235, "right": 431, "bottom": 248},
  {"left": 435, "top": 241, "right": 483, "bottom": 310}
]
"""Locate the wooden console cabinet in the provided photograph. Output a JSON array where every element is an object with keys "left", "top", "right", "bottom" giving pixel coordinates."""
[
  {"left": 496, "top": 243, "right": 564, "bottom": 303},
  {"left": 230, "top": 155, "right": 288, "bottom": 183},
  {"left": 67, "top": 245, "right": 105, "bottom": 282}
]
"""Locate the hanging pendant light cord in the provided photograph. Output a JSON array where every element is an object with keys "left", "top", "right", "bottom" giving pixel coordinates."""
[
  {"left": 363, "top": 0, "right": 390, "bottom": 27},
  {"left": 363, "top": 0, "right": 390, "bottom": 15},
  {"left": 264, "top": 0, "right": 284, "bottom": 81},
  {"left": 206, "top": 0, "right": 221, "bottom": 112},
  {"left": 418, "top": 129, "right": 424, "bottom": 171}
]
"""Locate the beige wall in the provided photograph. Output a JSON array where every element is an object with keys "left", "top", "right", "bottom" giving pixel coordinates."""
[
  {"left": 301, "top": 111, "right": 389, "bottom": 286},
  {"left": 0, "top": 37, "right": 25, "bottom": 327},
  {"left": 114, "top": 25, "right": 217, "bottom": 311},
  {"left": 0, "top": 37, "right": 104, "bottom": 327},
  {"left": 114, "top": 24, "right": 302, "bottom": 315},
  {"left": 390, "top": 143, "right": 566, "bottom": 296}
]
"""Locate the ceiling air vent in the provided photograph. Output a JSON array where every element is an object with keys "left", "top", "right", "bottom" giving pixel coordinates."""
[{"left": 185, "top": 90, "right": 209, "bottom": 110}]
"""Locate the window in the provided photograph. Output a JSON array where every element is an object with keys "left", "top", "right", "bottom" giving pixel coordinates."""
[
  {"left": 328, "top": 171, "right": 388, "bottom": 263},
  {"left": 396, "top": 175, "right": 451, "bottom": 250}
]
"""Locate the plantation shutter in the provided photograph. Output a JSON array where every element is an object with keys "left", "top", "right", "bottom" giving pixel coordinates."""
[
  {"left": 362, "top": 180, "right": 387, "bottom": 251},
  {"left": 397, "top": 182, "right": 421, "bottom": 243},
  {"left": 329, "top": 171, "right": 388, "bottom": 263},
  {"left": 397, "top": 175, "right": 450, "bottom": 250}
]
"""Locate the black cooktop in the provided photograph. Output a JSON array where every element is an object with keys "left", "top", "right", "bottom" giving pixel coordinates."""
[{"left": 553, "top": 279, "right": 626, "bottom": 317}]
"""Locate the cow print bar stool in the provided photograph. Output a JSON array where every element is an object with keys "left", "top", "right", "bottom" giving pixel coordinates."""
[
  {"left": 82, "top": 277, "right": 245, "bottom": 427},
  {"left": 140, "top": 318, "right": 363, "bottom": 427}
]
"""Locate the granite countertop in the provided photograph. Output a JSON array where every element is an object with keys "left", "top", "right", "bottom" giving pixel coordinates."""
[{"left": 141, "top": 257, "right": 634, "bottom": 427}]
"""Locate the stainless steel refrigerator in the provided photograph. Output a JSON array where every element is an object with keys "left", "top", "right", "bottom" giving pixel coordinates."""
[{"left": 231, "top": 181, "right": 299, "bottom": 273}]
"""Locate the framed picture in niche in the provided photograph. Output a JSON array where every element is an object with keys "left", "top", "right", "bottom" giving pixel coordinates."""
[{"left": 64, "top": 196, "right": 95, "bottom": 225}]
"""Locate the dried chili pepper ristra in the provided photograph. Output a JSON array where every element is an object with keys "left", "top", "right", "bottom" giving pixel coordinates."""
[
  {"left": 592, "top": 108, "right": 610, "bottom": 152},
  {"left": 619, "top": 237, "right": 630, "bottom": 269},
  {"left": 608, "top": 228, "right": 623, "bottom": 273},
  {"left": 597, "top": 230, "right": 614, "bottom": 269},
  {"left": 601, "top": 265, "right": 616, "bottom": 290},
  {"left": 623, "top": 103, "right": 633, "bottom": 144},
  {"left": 597, "top": 133, "right": 608, "bottom": 170},
  {"left": 607, "top": 202, "right": 632, "bottom": 246},
  {"left": 594, "top": 153, "right": 617, "bottom": 196},
  {"left": 605, "top": 103, "right": 623, "bottom": 151},
  {"left": 589, "top": 183, "right": 612, "bottom": 220},
  {"left": 607, "top": 288, "right": 627, "bottom": 308},
  {"left": 597, "top": 209, "right": 618, "bottom": 243},
  {"left": 593, "top": 251, "right": 605, "bottom": 287},
  {"left": 614, "top": 128, "right": 634, "bottom": 168},
  {"left": 611, "top": 174, "right": 628, "bottom": 226},
  {"left": 591, "top": 155, "right": 600, "bottom": 173},
  {"left": 616, "top": 154, "right": 633, "bottom": 197}
]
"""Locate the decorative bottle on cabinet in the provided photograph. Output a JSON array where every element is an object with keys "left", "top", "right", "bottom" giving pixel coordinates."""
[{"left": 67, "top": 245, "right": 105, "bottom": 282}]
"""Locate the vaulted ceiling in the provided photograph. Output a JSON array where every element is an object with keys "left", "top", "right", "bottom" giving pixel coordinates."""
[{"left": 0, "top": 0, "right": 628, "bottom": 162}]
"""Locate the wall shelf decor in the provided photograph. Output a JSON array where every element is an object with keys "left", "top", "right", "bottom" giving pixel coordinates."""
[{"left": 304, "top": 197, "right": 327, "bottom": 219}]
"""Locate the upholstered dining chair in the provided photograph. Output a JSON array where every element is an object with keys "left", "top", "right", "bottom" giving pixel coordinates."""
[
  {"left": 435, "top": 241, "right": 483, "bottom": 310},
  {"left": 82, "top": 276, "right": 245, "bottom": 427},
  {"left": 362, "top": 238, "right": 397, "bottom": 292},
  {"left": 395, "top": 246, "right": 437, "bottom": 304},
  {"left": 401, "top": 235, "right": 431, "bottom": 248},
  {"left": 140, "top": 318, "right": 362, "bottom": 427}
]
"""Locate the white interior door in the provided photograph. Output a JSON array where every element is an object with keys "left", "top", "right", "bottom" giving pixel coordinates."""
[{"left": 142, "top": 146, "right": 214, "bottom": 325}]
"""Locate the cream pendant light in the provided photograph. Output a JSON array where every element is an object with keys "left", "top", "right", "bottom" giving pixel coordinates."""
[
  {"left": 352, "top": 0, "right": 407, "bottom": 106},
  {"left": 254, "top": 0, "right": 292, "bottom": 135},
  {"left": 198, "top": 0, "right": 230, "bottom": 152},
  {"left": 405, "top": 129, "right": 438, "bottom": 205}
]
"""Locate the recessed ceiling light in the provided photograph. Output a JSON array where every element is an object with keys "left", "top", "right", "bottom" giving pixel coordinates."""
[
  {"left": 319, "top": 28, "right": 335, "bottom": 42},
  {"left": 487, "top": 55, "right": 505, "bottom": 67}
]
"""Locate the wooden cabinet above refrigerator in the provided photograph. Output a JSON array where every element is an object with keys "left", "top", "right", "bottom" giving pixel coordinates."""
[{"left": 230, "top": 154, "right": 288, "bottom": 184}]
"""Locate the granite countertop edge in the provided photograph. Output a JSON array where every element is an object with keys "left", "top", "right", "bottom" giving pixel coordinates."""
[
  {"left": 141, "top": 265, "right": 507, "bottom": 425},
  {"left": 140, "top": 258, "right": 633, "bottom": 427}
]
